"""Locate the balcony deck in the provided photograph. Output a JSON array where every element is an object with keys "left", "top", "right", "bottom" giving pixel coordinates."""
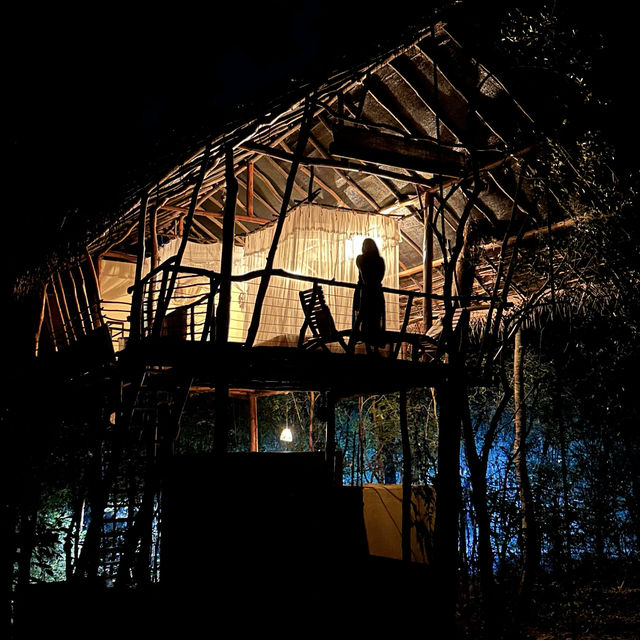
[{"left": 119, "top": 339, "right": 448, "bottom": 395}]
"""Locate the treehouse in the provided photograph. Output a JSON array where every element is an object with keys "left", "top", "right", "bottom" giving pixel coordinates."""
[{"left": 15, "top": 15, "right": 582, "bottom": 634}]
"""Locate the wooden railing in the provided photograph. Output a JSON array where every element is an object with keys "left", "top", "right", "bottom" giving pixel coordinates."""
[{"left": 119, "top": 258, "right": 494, "bottom": 356}]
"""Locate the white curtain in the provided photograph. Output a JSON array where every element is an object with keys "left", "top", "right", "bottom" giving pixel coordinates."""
[
  {"left": 242, "top": 204, "right": 400, "bottom": 346},
  {"left": 99, "top": 205, "right": 401, "bottom": 349},
  {"left": 99, "top": 241, "right": 246, "bottom": 348}
]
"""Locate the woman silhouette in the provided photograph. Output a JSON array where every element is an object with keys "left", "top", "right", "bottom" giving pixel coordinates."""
[{"left": 353, "top": 238, "right": 386, "bottom": 345}]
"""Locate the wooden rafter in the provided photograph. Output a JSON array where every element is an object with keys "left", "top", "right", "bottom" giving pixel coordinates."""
[
  {"left": 367, "top": 73, "right": 432, "bottom": 139},
  {"left": 278, "top": 141, "right": 348, "bottom": 207},
  {"left": 308, "top": 132, "right": 379, "bottom": 210},
  {"left": 161, "top": 205, "right": 271, "bottom": 225},
  {"left": 344, "top": 90, "right": 434, "bottom": 185},
  {"left": 389, "top": 53, "right": 468, "bottom": 145},
  {"left": 253, "top": 163, "right": 285, "bottom": 202},
  {"left": 488, "top": 169, "right": 539, "bottom": 223},
  {"left": 330, "top": 124, "right": 465, "bottom": 178},
  {"left": 416, "top": 37, "right": 514, "bottom": 145},
  {"left": 192, "top": 217, "right": 219, "bottom": 242},
  {"left": 460, "top": 185, "right": 500, "bottom": 226},
  {"left": 262, "top": 155, "right": 308, "bottom": 200},
  {"left": 236, "top": 174, "right": 280, "bottom": 217},
  {"left": 241, "top": 140, "right": 435, "bottom": 188},
  {"left": 317, "top": 112, "right": 405, "bottom": 207}
]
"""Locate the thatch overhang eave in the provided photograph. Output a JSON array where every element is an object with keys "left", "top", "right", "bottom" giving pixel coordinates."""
[{"left": 15, "top": 15, "right": 549, "bottom": 299}]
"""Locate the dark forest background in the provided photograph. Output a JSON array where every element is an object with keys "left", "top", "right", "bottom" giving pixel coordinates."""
[
  {"left": 4, "top": 0, "right": 638, "bottom": 277},
  {"left": 3, "top": 2, "right": 640, "bottom": 638}
]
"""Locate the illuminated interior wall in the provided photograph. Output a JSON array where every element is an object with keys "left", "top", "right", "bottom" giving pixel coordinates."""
[
  {"left": 241, "top": 204, "right": 400, "bottom": 346},
  {"left": 99, "top": 205, "right": 400, "bottom": 350},
  {"left": 99, "top": 241, "right": 246, "bottom": 350}
]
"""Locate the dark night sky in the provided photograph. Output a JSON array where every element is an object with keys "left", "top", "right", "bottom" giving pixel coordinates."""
[{"left": 5, "top": 1, "right": 637, "bottom": 285}]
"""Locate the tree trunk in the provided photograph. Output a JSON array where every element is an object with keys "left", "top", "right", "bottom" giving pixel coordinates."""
[
  {"left": 432, "top": 207, "right": 476, "bottom": 635},
  {"left": 74, "top": 435, "right": 106, "bottom": 581},
  {"left": 17, "top": 505, "right": 36, "bottom": 587},
  {"left": 434, "top": 373, "right": 462, "bottom": 637},
  {"left": 399, "top": 389, "right": 412, "bottom": 562},
  {"left": 462, "top": 400, "right": 497, "bottom": 637},
  {"left": 513, "top": 328, "right": 539, "bottom": 625}
]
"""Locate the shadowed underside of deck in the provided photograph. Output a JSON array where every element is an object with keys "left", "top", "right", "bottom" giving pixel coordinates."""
[{"left": 119, "top": 339, "right": 448, "bottom": 395}]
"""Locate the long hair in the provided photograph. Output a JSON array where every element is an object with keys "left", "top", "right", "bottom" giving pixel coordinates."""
[{"left": 361, "top": 238, "right": 380, "bottom": 256}]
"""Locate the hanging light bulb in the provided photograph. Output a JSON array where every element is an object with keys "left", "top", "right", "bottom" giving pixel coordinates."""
[{"left": 280, "top": 401, "right": 293, "bottom": 443}]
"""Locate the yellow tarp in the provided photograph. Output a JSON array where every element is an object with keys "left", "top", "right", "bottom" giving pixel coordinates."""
[{"left": 362, "top": 484, "right": 435, "bottom": 564}]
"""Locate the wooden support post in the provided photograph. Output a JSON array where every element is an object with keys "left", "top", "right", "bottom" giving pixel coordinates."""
[
  {"left": 130, "top": 192, "right": 148, "bottom": 342},
  {"left": 84, "top": 251, "right": 103, "bottom": 328},
  {"left": 246, "top": 161, "right": 254, "bottom": 217},
  {"left": 249, "top": 394, "right": 258, "bottom": 452},
  {"left": 434, "top": 373, "right": 462, "bottom": 636},
  {"left": 326, "top": 391, "right": 337, "bottom": 485},
  {"left": 424, "top": 193, "right": 434, "bottom": 330},
  {"left": 216, "top": 145, "right": 238, "bottom": 346},
  {"left": 308, "top": 165, "right": 315, "bottom": 201},
  {"left": 49, "top": 276, "right": 70, "bottom": 345},
  {"left": 399, "top": 388, "right": 412, "bottom": 563},
  {"left": 150, "top": 204, "right": 159, "bottom": 271},
  {"left": 308, "top": 391, "right": 315, "bottom": 452},
  {"left": 245, "top": 97, "right": 313, "bottom": 348},
  {"left": 212, "top": 146, "right": 237, "bottom": 459},
  {"left": 214, "top": 380, "right": 230, "bottom": 456},
  {"left": 73, "top": 265, "right": 94, "bottom": 332},
  {"left": 65, "top": 270, "right": 88, "bottom": 336},
  {"left": 55, "top": 273, "right": 77, "bottom": 342},
  {"left": 34, "top": 285, "right": 47, "bottom": 356},
  {"left": 153, "top": 145, "right": 211, "bottom": 338},
  {"left": 44, "top": 285, "right": 60, "bottom": 351},
  {"left": 513, "top": 328, "right": 539, "bottom": 622},
  {"left": 147, "top": 202, "right": 159, "bottom": 332}
]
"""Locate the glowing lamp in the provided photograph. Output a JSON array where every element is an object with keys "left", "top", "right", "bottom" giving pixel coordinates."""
[{"left": 280, "top": 427, "right": 293, "bottom": 443}]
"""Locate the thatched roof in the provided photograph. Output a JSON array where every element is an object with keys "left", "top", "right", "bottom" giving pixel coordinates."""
[{"left": 16, "top": 5, "right": 616, "bottom": 335}]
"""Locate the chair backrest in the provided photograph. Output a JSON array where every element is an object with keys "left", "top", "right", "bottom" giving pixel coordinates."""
[{"left": 299, "top": 284, "right": 338, "bottom": 341}]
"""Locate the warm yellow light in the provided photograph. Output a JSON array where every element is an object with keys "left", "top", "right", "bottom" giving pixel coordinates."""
[
  {"left": 280, "top": 427, "right": 293, "bottom": 443},
  {"left": 345, "top": 234, "right": 383, "bottom": 260}
]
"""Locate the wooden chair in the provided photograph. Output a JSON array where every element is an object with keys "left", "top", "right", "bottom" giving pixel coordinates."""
[
  {"left": 298, "top": 284, "right": 351, "bottom": 352},
  {"left": 413, "top": 307, "right": 465, "bottom": 361}
]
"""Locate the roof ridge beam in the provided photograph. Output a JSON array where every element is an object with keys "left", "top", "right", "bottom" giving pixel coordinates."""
[{"left": 241, "top": 141, "right": 435, "bottom": 188}]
